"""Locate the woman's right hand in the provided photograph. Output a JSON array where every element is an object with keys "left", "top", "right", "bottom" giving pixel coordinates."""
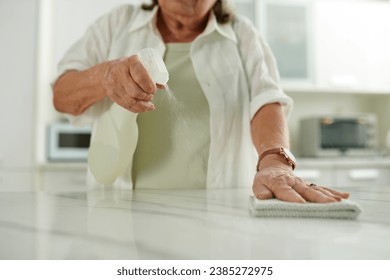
[{"left": 102, "top": 55, "right": 158, "bottom": 113}]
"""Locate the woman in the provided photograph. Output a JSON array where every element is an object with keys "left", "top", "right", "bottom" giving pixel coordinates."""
[{"left": 53, "top": 0, "right": 349, "bottom": 203}]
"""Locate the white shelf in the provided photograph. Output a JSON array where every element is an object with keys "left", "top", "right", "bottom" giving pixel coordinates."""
[
  {"left": 285, "top": 86, "right": 390, "bottom": 96},
  {"left": 38, "top": 162, "right": 87, "bottom": 171},
  {"left": 297, "top": 157, "right": 390, "bottom": 168}
]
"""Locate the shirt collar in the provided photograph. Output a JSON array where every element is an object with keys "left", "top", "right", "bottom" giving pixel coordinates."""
[
  {"left": 201, "top": 11, "right": 237, "bottom": 43},
  {"left": 127, "top": 6, "right": 159, "bottom": 33},
  {"left": 128, "top": 6, "right": 237, "bottom": 44}
]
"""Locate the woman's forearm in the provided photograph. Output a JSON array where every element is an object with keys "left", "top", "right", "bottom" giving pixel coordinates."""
[
  {"left": 251, "top": 103, "right": 290, "bottom": 154},
  {"left": 53, "top": 62, "right": 109, "bottom": 116}
]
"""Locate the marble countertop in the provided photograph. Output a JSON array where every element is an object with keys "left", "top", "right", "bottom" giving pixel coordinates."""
[{"left": 1, "top": 185, "right": 390, "bottom": 260}]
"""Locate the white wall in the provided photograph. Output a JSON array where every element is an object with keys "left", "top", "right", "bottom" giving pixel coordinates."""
[
  {"left": 0, "top": 0, "right": 38, "bottom": 190},
  {"left": 53, "top": 0, "right": 142, "bottom": 68}
]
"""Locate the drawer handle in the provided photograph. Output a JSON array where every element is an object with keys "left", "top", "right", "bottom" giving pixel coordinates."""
[{"left": 349, "top": 169, "right": 379, "bottom": 180}]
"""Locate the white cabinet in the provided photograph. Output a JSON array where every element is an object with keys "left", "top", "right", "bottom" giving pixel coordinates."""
[
  {"left": 296, "top": 158, "right": 390, "bottom": 188},
  {"left": 37, "top": 163, "right": 88, "bottom": 191},
  {"left": 260, "top": 0, "right": 313, "bottom": 84},
  {"left": 314, "top": 0, "right": 390, "bottom": 91},
  {"left": 253, "top": 0, "right": 390, "bottom": 92},
  {"left": 335, "top": 168, "right": 390, "bottom": 188},
  {"left": 294, "top": 168, "right": 333, "bottom": 187}
]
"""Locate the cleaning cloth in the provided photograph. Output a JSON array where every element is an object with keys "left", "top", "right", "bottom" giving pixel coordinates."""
[{"left": 249, "top": 196, "right": 361, "bottom": 219}]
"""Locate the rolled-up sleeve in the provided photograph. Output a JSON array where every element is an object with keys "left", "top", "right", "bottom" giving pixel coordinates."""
[
  {"left": 55, "top": 32, "right": 110, "bottom": 126},
  {"left": 52, "top": 6, "right": 126, "bottom": 126},
  {"left": 234, "top": 16, "right": 293, "bottom": 120}
]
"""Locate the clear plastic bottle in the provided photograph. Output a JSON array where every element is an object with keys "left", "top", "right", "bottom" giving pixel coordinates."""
[{"left": 88, "top": 48, "right": 169, "bottom": 185}]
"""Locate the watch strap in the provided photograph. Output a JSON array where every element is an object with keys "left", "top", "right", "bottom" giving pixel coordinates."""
[{"left": 256, "top": 147, "right": 296, "bottom": 171}]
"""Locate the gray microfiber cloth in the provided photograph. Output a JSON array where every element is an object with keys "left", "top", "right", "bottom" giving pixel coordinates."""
[{"left": 249, "top": 196, "right": 362, "bottom": 219}]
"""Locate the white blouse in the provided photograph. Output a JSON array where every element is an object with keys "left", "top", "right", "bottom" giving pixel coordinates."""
[{"left": 55, "top": 4, "right": 293, "bottom": 190}]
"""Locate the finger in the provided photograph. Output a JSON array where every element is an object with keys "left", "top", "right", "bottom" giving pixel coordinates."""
[
  {"left": 293, "top": 182, "right": 338, "bottom": 203},
  {"left": 108, "top": 90, "right": 127, "bottom": 108},
  {"left": 120, "top": 75, "right": 154, "bottom": 102},
  {"left": 253, "top": 183, "right": 274, "bottom": 200},
  {"left": 322, "top": 186, "right": 350, "bottom": 199},
  {"left": 270, "top": 182, "right": 306, "bottom": 203},
  {"left": 157, "top": 83, "right": 166, "bottom": 90},
  {"left": 311, "top": 186, "right": 342, "bottom": 202},
  {"left": 104, "top": 67, "right": 154, "bottom": 103},
  {"left": 113, "top": 92, "right": 155, "bottom": 113},
  {"left": 128, "top": 55, "right": 157, "bottom": 94},
  {"left": 129, "top": 100, "right": 155, "bottom": 113}
]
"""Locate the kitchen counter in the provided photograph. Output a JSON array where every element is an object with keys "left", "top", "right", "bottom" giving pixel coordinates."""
[{"left": 0, "top": 185, "right": 390, "bottom": 260}]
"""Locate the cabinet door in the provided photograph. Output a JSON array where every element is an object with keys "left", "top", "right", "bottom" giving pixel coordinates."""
[
  {"left": 261, "top": 0, "right": 313, "bottom": 84},
  {"left": 294, "top": 168, "right": 334, "bottom": 187},
  {"left": 40, "top": 169, "right": 87, "bottom": 191},
  {"left": 335, "top": 168, "right": 390, "bottom": 188}
]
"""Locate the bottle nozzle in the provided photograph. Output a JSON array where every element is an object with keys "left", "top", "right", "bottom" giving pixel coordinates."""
[{"left": 137, "top": 48, "right": 169, "bottom": 85}]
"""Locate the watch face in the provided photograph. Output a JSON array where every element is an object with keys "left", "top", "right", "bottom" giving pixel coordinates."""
[{"left": 283, "top": 148, "right": 296, "bottom": 162}]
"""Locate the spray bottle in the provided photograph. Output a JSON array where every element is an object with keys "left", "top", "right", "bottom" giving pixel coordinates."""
[{"left": 88, "top": 48, "right": 169, "bottom": 185}]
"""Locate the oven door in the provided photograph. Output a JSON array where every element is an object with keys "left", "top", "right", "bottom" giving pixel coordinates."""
[{"left": 320, "top": 118, "right": 367, "bottom": 151}]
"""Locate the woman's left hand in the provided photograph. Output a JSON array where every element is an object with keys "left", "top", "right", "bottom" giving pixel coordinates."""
[{"left": 252, "top": 156, "right": 349, "bottom": 203}]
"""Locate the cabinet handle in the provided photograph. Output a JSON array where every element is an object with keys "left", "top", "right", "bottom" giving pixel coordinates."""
[{"left": 349, "top": 169, "right": 379, "bottom": 180}]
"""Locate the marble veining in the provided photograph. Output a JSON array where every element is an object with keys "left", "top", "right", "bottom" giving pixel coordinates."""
[{"left": 1, "top": 186, "right": 390, "bottom": 259}]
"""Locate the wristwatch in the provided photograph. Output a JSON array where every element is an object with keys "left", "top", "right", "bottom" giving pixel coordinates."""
[{"left": 256, "top": 147, "right": 297, "bottom": 171}]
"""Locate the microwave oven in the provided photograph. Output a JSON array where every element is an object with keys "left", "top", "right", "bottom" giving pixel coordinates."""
[
  {"left": 47, "top": 122, "right": 92, "bottom": 161},
  {"left": 299, "top": 114, "right": 378, "bottom": 157}
]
